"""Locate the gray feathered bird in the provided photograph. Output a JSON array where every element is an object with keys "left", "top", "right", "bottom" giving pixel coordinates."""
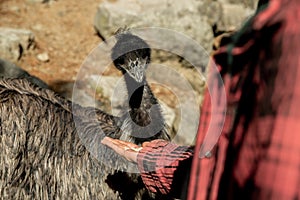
[
  {"left": 111, "top": 30, "right": 170, "bottom": 144},
  {"left": 0, "top": 32, "right": 170, "bottom": 199}
]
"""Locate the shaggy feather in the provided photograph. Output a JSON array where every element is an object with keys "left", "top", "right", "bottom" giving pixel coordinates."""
[{"left": 0, "top": 78, "right": 157, "bottom": 200}]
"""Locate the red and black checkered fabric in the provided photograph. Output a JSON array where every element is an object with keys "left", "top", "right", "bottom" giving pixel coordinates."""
[
  {"left": 137, "top": 0, "right": 300, "bottom": 199},
  {"left": 137, "top": 139, "right": 193, "bottom": 196}
]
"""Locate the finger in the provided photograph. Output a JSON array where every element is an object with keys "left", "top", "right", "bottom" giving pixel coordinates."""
[
  {"left": 124, "top": 149, "right": 138, "bottom": 163},
  {"left": 112, "top": 139, "right": 140, "bottom": 149},
  {"left": 142, "top": 141, "right": 151, "bottom": 147},
  {"left": 103, "top": 137, "right": 141, "bottom": 151},
  {"left": 114, "top": 140, "right": 142, "bottom": 152},
  {"left": 101, "top": 137, "right": 116, "bottom": 147},
  {"left": 101, "top": 137, "right": 139, "bottom": 162},
  {"left": 101, "top": 137, "right": 124, "bottom": 153},
  {"left": 103, "top": 137, "right": 122, "bottom": 146}
]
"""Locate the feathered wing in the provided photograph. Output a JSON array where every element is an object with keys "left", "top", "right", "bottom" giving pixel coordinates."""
[{"left": 0, "top": 78, "right": 132, "bottom": 199}]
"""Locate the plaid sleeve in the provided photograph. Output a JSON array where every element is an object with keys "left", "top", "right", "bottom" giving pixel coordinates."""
[
  {"left": 188, "top": 0, "right": 300, "bottom": 199},
  {"left": 137, "top": 139, "right": 193, "bottom": 196}
]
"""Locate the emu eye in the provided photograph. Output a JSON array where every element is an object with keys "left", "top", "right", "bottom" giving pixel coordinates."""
[
  {"left": 116, "top": 57, "right": 125, "bottom": 65},
  {"left": 140, "top": 49, "right": 150, "bottom": 60},
  {"left": 140, "top": 51, "right": 149, "bottom": 60}
]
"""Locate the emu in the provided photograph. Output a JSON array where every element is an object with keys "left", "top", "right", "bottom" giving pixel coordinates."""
[
  {"left": 0, "top": 78, "right": 167, "bottom": 199},
  {"left": 0, "top": 78, "right": 121, "bottom": 199},
  {"left": 104, "top": 31, "right": 171, "bottom": 199},
  {"left": 0, "top": 33, "right": 170, "bottom": 199},
  {"left": 111, "top": 30, "right": 170, "bottom": 144}
]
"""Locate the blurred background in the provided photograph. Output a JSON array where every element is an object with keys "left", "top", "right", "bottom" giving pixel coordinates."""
[{"left": 0, "top": 0, "right": 258, "bottom": 144}]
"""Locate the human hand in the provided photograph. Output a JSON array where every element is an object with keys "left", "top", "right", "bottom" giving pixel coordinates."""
[{"left": 101, "top": 137, "right": 144, "bottom": 163}]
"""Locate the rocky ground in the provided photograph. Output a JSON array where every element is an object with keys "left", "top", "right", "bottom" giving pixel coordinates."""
[{"left": 0, "top": 0, "right": 101, "bottom": 86}]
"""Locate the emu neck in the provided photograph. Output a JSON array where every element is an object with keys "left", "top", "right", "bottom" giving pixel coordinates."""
[{"left": 124, "top": 73, "right": 145, "bottom": 109}]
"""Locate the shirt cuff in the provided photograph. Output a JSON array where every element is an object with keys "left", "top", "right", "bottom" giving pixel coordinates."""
[{"left": 137, "top": 139, "right": 193, "bottom": 194}]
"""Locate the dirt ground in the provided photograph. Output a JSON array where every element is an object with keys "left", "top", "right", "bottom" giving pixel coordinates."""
[{"left": 0, "top": 0, "right": 103, "bottom": 87}]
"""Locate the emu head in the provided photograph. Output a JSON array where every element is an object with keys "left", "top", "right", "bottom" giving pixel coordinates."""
[{"left": 111, "top": 32, "right": 151, "bottom": 83}]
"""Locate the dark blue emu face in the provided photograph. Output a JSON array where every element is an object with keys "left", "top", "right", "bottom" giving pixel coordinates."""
[
  {"left": 111, "top": 32, "right": 170, "bottom": 145},
  {"left": 111, "top": 33, "right": 151, "bottom": 83}
]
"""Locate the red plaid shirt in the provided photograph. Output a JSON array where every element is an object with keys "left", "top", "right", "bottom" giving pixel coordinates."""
[{"left": 137, "top": 0, "right": 300, "bottom": 199}]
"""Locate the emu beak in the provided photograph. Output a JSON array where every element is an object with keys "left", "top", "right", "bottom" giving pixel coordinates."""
[
  {"left": 127, "top": 59, "right": 147, "bottom": 83},
  {"left": 129, "top": 65, "right": 145, "bottom": 83}
]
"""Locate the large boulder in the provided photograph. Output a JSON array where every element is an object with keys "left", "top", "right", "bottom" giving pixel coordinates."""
[
  {"left": 218, "top": 0, "right": 259, "bottom": 9},
  {"left": 51, "top": 80, "right": 103, "bottom": 108},
  {"left": 94, "top": 0, "right": 214, "bottom": 52},
  {"left": 216, "top": 3, "right": 256, "bottom": 32},
  {"left": 94, "top": 0, "right": 256, "bottom": 70},
  {"left": 0, "top": 28, "right": 35, "bottom": 61}
]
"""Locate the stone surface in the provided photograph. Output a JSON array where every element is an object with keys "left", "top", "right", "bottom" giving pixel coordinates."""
[
  {"left": 0, "top": 28, "right": 35, "bottom": 61},
  {"left": 159, "top": 100, "right": 176, "bottom": 134},
  {"left": 94, "top": 0, "right": 256, "bottom": 70},
  {"left": 94, "top": 0, "right": 214, "bottom": 52},
  {"left": 218, "top": 0, "right": 259, "bottom": 9},
  {"left": 198, "top": 0, "right": 223, "bottom": 27},
  {"left": 89, "top": 75, "right": 125, "bottom": 112},
  {"left": 0, "top": 34, "right": 20, "bottom": 61},
  {"left": 0, "top": 58, "right": 48, "bottom": 89},
  {"left": 59, "top": 81, "right": 103, "bottom": 108},
  {"left": 172, "top": 102, "right": 200, "bottom": 146},
  {"left": 37, "top": 52, "right": 50, "bottom": 62},
  {"left": 216, "top": 3, "right": 255, "bottom": 31}
]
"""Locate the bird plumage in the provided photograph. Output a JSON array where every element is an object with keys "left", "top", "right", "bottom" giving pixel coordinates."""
[
  {"left": 111, "top": 31, "right": 170, "bottom": 145},
  {"left": 0, "top": 31, "right": 170, "bottom": 200}
]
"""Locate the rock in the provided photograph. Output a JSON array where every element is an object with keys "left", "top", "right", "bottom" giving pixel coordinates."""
[
  {"left": 52, "top": 80, "right": 102, "bottom": 108},
  {"left": 72, "top": 87, "right": 103, "bottom": 108},
  {"left": 89, "top": 75, "right": 129, "bottom": 114},
  {"left": 218, "top": 0, "right": 259, "bottom": 9},
  {"left": 94, "top": 0, "right": 256, "bottom": 70},
  {"left": 0, "top": 28, "right": 35, "bottom": 51},
  {"left": 172, "top": 101, "right": 200, "bottom": 146},
  {"left": 159, "top": 100, "right": 176, "bottom": 134},
  {"left": 89, "top": 76, "right": 123, "bottom": 102},
  {"left": 32, "top": 24, "right": 44, "bottom": 32},
  {"left": 37, "top": 52, "right": 50, "bottom": 62},
  {"left": 0, "top": 58, "right": 48, "bottom": 89},
  {"left": 146, "top": 64, "right": 201, "bottom": 145},
  {"left": 0, "top": 34, "right": 20, "bottom": 61},
  {"left": 0, "top": 27, "right": 35, "bottom": 61},
  {"left": 216, "top": 3, "right": 255, "bottom": 31},
  {"left": 9, "top": 6, "right": 21, "bottom": 12},
  {"left": 94, "top": 0, "right": 214, "bottom": 52},
  {"left": 198, "top": 0, "right": 223, "bottom": 26}
]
